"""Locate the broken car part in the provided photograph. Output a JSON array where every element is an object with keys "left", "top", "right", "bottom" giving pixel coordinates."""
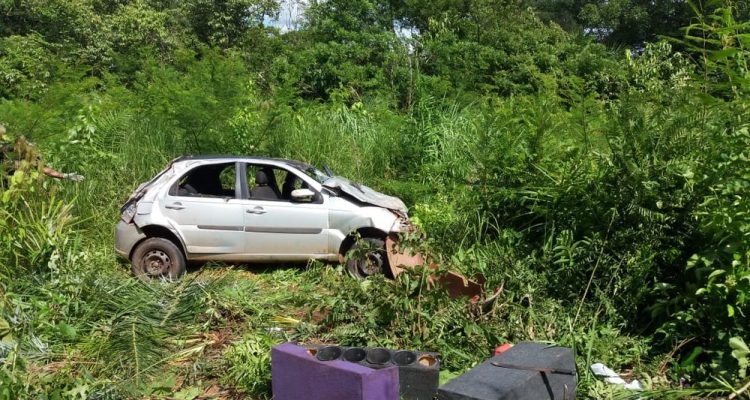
[
  {"left": 307, "top": 344, "right": 440, "bottom": 400},
  {"left": 272, "top": 343, "right": 399, "bottom": 400},
  {"left": 437, "top": 342, "right": 577, "bottom": 400},
  {"left": 384, "top": 234, "right": 485, "bottom": 299}
]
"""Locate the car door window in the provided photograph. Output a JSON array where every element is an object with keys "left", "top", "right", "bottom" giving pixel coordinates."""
[
  {"left": 280, "top": 170, "right": 308, "bottom": 200},
  {"left": 244, "top": 165, "right": 283, "bottom": 201},
  {"left": 245, "top": 164, "right": 318, "bottom": 202},
  {"left": 171, "top": 163, "right": 237, "bottom": 198}
]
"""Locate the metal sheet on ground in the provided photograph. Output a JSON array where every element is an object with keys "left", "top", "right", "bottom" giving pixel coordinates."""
[{"left": 385, "top": 234, "right": 484, "bottom": 299}]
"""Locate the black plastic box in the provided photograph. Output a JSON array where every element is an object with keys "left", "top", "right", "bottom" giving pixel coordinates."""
[{"left": 437, "top": 342, "right": 576, "bottom": 400}]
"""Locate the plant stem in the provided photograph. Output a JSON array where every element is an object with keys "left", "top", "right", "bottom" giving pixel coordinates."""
[{"left": 729, "top": 379, "right": 750, "bottom": 400}]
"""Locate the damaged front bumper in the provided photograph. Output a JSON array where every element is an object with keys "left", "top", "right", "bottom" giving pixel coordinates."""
[
  {"left": 114, "top": 220, "right": 146, "bottom": 259},
  {"left": 385, "top": 234, "right": 484, "bottom": 299}
]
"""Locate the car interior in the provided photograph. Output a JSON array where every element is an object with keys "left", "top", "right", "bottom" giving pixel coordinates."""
[
  {"left": 173, "top": 163, "right": 236, "bottom": 198},
  {"left": 247, "top": 164, "right": 310, "bottom": 202},
  {"left": 250, "top": 169, "right": 279, "bottom": 200},
  {"left": 172, "top": 162, "right": 311, "bottom": 202}
]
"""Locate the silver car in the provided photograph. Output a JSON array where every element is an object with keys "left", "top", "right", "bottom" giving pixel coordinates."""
[{"left": 115, "top": 156, "right": 411, "bottom": 280}]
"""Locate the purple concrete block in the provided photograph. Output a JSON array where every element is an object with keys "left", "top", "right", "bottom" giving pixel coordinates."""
[{"left": 272, "top": 342, "right": 400, "bottom": 400}]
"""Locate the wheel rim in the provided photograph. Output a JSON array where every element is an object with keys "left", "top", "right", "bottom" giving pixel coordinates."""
[
  {"left": 355, "top": 250, "right": 384, "bottom": 277},
  {"left": 142, "top": 249, "right": 171, "bottom": 277}
]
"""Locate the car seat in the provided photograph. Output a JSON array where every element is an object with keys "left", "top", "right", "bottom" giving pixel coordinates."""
[{"left": 251, "top": 170, "right": 278, "bottom": 200}]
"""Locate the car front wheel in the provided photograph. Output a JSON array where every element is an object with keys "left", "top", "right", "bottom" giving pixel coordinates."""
[
  {"left": 131, "top": 237, "right": 186, "bottom": 281},
  {"left": 345, "top": 237, "right": 389, "bottom": 279}
]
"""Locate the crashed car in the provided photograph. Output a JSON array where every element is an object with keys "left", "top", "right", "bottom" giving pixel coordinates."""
[{"left": 115, "top": 156, "right": 412, "bottom": 280}]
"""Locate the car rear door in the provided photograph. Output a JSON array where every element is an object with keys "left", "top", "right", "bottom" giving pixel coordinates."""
[
  {"left": 241, "top": 163, "right": 330, "bottom": 256},
  {"left": 161, "top": 162, "right": 245, "bottom": 255}
]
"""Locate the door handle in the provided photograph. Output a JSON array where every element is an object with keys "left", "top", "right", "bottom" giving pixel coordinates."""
[
  {"left": 246, "top": 206, "right": 267, "bottom": 214},
  {"left": 165, "top": 202, "right": 185, "bottom": 210}
]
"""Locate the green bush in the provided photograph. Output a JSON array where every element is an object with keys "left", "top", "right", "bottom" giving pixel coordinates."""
[{"left": 222, "top": 334, "right": 276, "bottom": 398}]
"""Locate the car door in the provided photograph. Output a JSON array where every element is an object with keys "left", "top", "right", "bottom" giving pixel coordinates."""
[
  {"left": 161, "top": 162, "right": 245, "bottom": 255},
  {"left": 241, "top": 163, "right": 330, "bottom": 256}
]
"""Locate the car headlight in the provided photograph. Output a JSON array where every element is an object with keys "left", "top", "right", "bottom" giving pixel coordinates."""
[
  {"left": 397, "top": 216, "right": 414, "bottom": 231},
  {"left": 121, "top": 202, "right": 136, "bottom": 222}
]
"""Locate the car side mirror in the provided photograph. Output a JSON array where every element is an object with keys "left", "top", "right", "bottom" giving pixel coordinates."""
[{"left": 291, "top": 188, "right": 315, "bottom": 202}]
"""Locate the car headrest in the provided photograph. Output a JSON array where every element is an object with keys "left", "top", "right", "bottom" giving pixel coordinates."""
[{"left": 255, "top": 170, "right": 269, "bottom": 185}]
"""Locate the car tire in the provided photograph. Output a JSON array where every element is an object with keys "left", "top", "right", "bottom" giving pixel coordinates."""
[
  {"left": 131, "top": 237, "right": 186, "bottom": 281},
  {"left": 345, "top": 237, "right": 389, "bottom": 279}
]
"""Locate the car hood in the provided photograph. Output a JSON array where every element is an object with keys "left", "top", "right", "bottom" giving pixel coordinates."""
[{"left": 323, "top": 176, "right": 408, "bottom": 214}]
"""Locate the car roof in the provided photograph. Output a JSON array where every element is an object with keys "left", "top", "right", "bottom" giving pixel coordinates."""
[{"left": 174, "top": 155, "right": 314, "bottom": 171}]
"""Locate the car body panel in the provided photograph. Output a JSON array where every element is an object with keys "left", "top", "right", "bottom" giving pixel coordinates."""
[
  {"left": 115, "top": 156, "right": 410, "bottom": 264},
  {"left": 115, "top": 220, "right": 146, "bottom": 258},
  {"left": 323, "top": 176, "right": 407, "bottom": 214},
  {"left": 162, "top": 195, "right": 245, "bottom": 254},
  {"left": 239, "top": 197, "right": 330, "bottom": 255}
]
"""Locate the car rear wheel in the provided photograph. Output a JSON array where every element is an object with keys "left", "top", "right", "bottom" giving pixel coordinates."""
[
  {"left": 345, "top": 237, "right": 389, "bottom": 279},
  {"left": 131, "top": 237, "right": 186, "bottom": 281}
]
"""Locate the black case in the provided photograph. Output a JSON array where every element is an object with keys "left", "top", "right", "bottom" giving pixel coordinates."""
[{"left": 437, "top": 342, "right": 577, "bottom": 400}]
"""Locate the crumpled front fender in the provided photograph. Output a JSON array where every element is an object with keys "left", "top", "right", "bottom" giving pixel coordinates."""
[{"left": 330, "top": 206, "right": 403, "bottom": 236}]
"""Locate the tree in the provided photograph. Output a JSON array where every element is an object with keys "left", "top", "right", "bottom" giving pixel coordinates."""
[
  {"left": 0, "top": 0, "right": 113, "bottom": 66},
  {"left": 526, "top": 0, "right": 696, "bottom": 45},
  {"left": 278, "top": 0, "right": 407, "bottom": 101},
  {"left": 180, "top": 0, "right": 279, "bottom": 48}
]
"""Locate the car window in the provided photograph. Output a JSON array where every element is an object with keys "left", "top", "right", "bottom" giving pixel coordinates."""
[
  {"left": 301, "top": 166, "right": 330, "bottom": 184},
  {"left": 172, "top": 163, "right": 237, "bottom": 198},
  {"left": 281, "top": 171, "right": 307, "bottom": 198},
  {"left": 246, "top": 164, "right": 310, "bottom": 202}
]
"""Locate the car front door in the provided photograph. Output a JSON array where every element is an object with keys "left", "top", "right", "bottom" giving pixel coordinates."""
[
  {"left": 241, "top": 163, "right": 330, "bottom": 256},
  {"left": 162, "top": 162, "right": 245, "bottom": 255}
]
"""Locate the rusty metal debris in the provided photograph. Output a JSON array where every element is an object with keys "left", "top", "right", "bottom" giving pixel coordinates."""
[{"left": 385, "top": 234, "right": 484, "bottom": 300}]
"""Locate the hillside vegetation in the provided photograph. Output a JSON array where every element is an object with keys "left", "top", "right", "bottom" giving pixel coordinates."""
[{"left": 1, "top": 0, "right": 749, "bottom": 398}]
